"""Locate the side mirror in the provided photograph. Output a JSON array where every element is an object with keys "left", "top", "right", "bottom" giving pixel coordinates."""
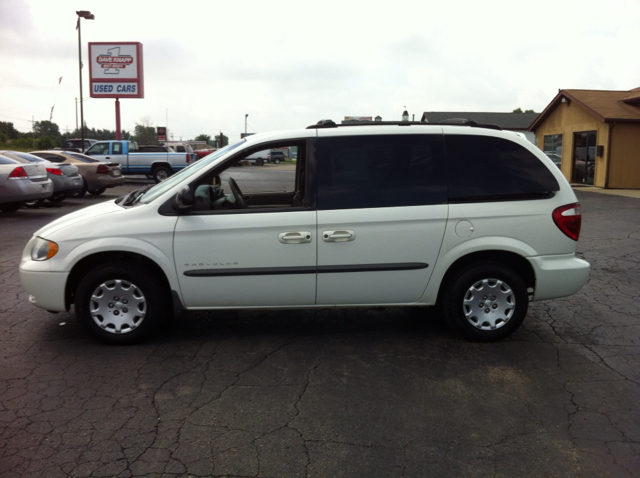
[{"left": 173, "top": 185, "right": 194, "bottom": 212}]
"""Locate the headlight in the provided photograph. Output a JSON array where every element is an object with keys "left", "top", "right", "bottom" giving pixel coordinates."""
[{"left": 31, "top": 237, "right": 59, "bottom": 261}]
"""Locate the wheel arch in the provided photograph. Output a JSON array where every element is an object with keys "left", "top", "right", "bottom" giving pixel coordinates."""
[
  {"left": 435, "top": 250, "right": 535, "bottom": 306},
  {"left": 65, "top": 251, "right": 172, "bottom": 311},
  {"left": 151, "top": 162, "right": 173, "bottom": 182}
]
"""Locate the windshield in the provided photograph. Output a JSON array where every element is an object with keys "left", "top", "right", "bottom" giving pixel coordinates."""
[{"left": 138, "top": 139, "right": 246, "bottom": 204}]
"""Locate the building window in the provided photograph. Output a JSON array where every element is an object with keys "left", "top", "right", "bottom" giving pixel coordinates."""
[{"left": 543, "top": 134, "right": 563, "bottom": 168}]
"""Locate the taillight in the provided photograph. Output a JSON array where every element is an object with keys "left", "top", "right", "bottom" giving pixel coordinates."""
[
  {"left": 8, "top": 167, "right": 28, "bottom": 179},
  {"left": 186, "top": 153, "right": 190, "bottom": 163},
  {"left": 553, "top": 203, "right": 582, "bottom": 241},
  {"left": 46, "top": 168, "right": 64, "bottom": 176},
  {"left": 96, "top": 164, "right": 109, "bottom": 174}
]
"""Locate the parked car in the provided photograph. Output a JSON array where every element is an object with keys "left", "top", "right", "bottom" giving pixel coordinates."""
[
  {"left": 61, "top": 138, "right": 98, "bottom": 153},
  {"left": 0, "top": 154, "right": 53, "bottom": 212},
  {"left": 20, "top": 119, "right": 590, "bottom": 345},
  {"left": 269, "top": 151, "right": 285, "bottom": 164},
  {"left": 194, "top": 149, "right": 216, "bottom": 159},
  {"left": 0, "top": 151, "right": 83, "bottom": 206},
  {"left": 31, "top": 150, "right": 125, "bottom": 197},
  {"left": 243, "top": 149, "right": 270, "bottom": 166}
]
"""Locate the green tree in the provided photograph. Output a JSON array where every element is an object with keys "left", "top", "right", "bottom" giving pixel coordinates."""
[
  {"left": 195, "top": 134, "right": 212, "bottom": 145},
  {"left": 513, "top": 108, "right": 535, "bottom": 113},
  {"left": 0, "top": 121, "right": 20, "bottom": 139},
  {"left": 33, "top": 120, "right": 61, "bottom": 141},
  {"left": 131, "top": 116, "right": 157, "bottom": 145},
  {"left": 36, "top": 136, "right": 56, "bottom": 149}
]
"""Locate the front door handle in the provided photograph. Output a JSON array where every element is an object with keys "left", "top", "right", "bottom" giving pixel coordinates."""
[
  {"left": 322, "top": 230, "right": 356, "bottom": 242},
  {"left": 278, "top": 231, "right": 312, "bottom": 244}
]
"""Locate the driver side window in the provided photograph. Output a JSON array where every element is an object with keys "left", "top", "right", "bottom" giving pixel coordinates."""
[{"left": 189, "top": 141, "right": 306, "bottom": 213}]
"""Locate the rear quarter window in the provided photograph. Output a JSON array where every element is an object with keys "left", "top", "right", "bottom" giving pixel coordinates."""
[{"left": 445, "top": 135, "right": 559, "bottom": 202}]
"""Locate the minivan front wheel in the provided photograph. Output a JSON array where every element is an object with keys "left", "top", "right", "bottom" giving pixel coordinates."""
[
  {"left": 75, "top": 262, "right": 168, "bottom": 344},
  {"left": 443, "top": 263, "right": 528, "bottom": 342}
]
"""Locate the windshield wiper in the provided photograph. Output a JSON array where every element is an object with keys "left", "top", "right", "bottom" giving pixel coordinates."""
[{"left": 119, "top": 184, "right": 154, "bottom": 206}]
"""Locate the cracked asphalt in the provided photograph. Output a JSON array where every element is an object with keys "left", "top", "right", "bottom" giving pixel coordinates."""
[{"left": 1, "top": 185, "right": 639, "bottom": 477}]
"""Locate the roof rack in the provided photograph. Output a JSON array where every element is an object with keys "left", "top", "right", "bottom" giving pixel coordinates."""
[
  {"left": 437, "top": 118, "right": 502, "bottom": 130},
  {"left": 306, "top": 118, "right": 502, "bottom": 130}
]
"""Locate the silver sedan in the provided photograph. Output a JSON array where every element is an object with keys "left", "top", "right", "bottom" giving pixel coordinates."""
[
  {"left": 31, "top": 150, "right": 125, "bottom": 197},
  {"left": 0, "top": 154, "right": 53, "bottom": 212},
  {"left": 0, "top": 151, "right": 83, "bottom": 206}
]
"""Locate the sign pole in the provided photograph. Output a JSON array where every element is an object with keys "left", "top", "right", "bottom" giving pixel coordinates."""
[{"left": 115, "top": 98, "right": 121, "bottom": 140}]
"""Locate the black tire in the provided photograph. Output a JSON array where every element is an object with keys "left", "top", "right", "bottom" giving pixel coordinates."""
[
  {"left": 70, "top": 179, "right": 88, "bottom": 198},
  {"left": 256, "top": 159, "right": 264, "bottom": 166},
  {"left": 75, "top": 261, "right": 169, "bottom": 344},
  {"left": 152, "top": 165, "right": 172, "bottom": 183},
  {"left": 273, "top": 159, "right": 281, "bottom": 164},
  {"left": 0, "top": 202, "right": 22, "bottom": 212},
  {"left": 88, "top": 188, "right": 106, "bottom": 196},
  {"left": 24, "top": 198, "right": 45, "bottom": 208},
  {"left": 443, "top": 262, "right": 528, "bottom": 342},
  {"left": 48, "top": 193, "right": 66, "bottom": 203}
]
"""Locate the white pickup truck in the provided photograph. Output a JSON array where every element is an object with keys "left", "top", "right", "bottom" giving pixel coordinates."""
[{"left": 84, "top": 140, "right": 194, "bottom": 182}]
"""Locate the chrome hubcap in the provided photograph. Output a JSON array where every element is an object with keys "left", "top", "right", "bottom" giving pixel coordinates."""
[
  {"left": 89, "top": 279, "right": 146, "bottom": 334},
  {"left": 462, "top": 278, "right": 515, "bottom": 330}
]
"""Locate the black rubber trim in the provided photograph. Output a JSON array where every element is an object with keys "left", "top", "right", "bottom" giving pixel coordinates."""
[
  {"left": 318, "top": 263, "right": 428, "bottom": 273},
  {"left": 184, "top": 262, "right": 428, "bottom": 277},
  {"left": 184, "top": 266, "right": 317, "bottom": 277}
]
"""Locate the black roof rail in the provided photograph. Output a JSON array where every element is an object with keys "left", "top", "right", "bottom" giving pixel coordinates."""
[
  {"left": 306, "top": 118, "right": 502, "bottom": 130},
  {"left": 438, "top": 118, "right": 502, "bottom": 130}
]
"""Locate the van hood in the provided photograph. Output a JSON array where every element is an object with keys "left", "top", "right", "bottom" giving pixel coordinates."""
[{"left": 34, "top": 200, "right": 124, "bottom": 239}]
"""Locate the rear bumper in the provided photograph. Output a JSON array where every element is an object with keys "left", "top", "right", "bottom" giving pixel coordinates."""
[
  {"left": 1, "top": 180, "right": 53, "bottom": 202},
  {"left": 86, "top": 175, "right": 126, "bottom": 190},
  {"left": 529, "top": 253, "right": 591, "bottom": 301}
]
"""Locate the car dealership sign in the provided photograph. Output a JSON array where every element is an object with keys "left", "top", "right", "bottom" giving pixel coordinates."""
[{"left": 88, "top": 42, "right": 144, "bottom": 98}]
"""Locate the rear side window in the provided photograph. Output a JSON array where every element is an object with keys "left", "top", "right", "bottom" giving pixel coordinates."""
[
  {"left": 316, "top": 134, "right": 446, "bottom": 210},
  {"left": 445, "top": 135, "right": 559, "bottom": 201}
]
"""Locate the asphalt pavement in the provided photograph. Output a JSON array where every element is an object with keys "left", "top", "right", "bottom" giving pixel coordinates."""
[{"left": 0, "top": 178, "right": 638, "bottom": 478}]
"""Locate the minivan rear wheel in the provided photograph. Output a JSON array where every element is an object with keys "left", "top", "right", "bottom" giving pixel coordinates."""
[{"left": 443, "top": 262, "right": 528, "bottom": 342}]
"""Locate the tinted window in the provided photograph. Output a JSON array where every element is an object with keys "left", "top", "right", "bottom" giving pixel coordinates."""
[
  {"left": 33, "top": 153, "right": 63, "bottom": 162},
  {"left": 316, "top": 135, "right": 446, "bottom": 210},
  {"left": 3, "top": 151, "right": 45, "bottom": 163},
  {"left": 445, "top": 135, "right": 559, "bottom": 201}
]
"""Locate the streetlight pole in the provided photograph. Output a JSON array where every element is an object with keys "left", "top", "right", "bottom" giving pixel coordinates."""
[
  {"left": 76, "top": 10, "right": 94, "bottom": 149},
  {"left": 245, "top": 114, "right": 248, "bottom": 137}
]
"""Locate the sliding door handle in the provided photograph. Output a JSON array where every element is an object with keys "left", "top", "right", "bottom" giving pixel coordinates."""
[{"left": 322, "top": 230, "right": 356, "bottom": 242}]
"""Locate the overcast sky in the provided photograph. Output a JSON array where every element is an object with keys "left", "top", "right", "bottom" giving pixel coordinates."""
[{"left": 1, "top": 0, "right": 638, "bottom": 141}]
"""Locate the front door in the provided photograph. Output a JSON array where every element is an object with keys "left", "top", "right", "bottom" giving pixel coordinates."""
[
  {"left": 572, "top": 131, "right": 596, "bottom": 185},
  {"left": 174, "top": 210, "right": 317, "bottom": 308}
]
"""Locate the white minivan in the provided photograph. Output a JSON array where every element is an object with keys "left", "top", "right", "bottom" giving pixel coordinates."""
[{"left": 20, "top": 119, "right": 590, "bottom": 344}]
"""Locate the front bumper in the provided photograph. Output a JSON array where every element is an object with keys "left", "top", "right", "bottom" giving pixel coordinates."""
[{"left": 19, "top": 268, "right": 69, "bottom": 311}]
